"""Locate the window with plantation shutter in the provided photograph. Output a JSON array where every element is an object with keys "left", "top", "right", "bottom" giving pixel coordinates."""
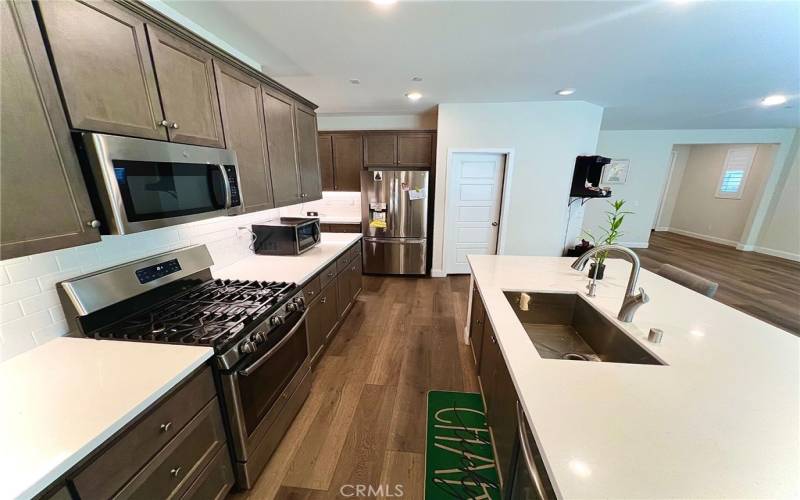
[{"left": 715, "top": 146, "right": 756, "bottom": 199}]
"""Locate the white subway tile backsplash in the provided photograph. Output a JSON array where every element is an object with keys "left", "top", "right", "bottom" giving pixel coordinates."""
[
  {"left": 0, "top": 206, "right": 289, "bottom": 362},
  {"left": 0, "top": 279, "right": 41, "bottom": 304},
  {"left": 6, "top": 254, "right": 59, "bottom": 282},
  {"left": 1, "top": 303, "right": 24, "bottom": 324}
]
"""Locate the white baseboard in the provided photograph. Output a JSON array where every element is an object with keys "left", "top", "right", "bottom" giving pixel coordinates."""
[
  {"left": 431, "top": 268, "right": 446, "bottom": 278},
  {"left": 753, "top": 246, "right": 800, "bottom": 262},
  {"left": 618, "top": 241, "right": 650, "bottom": 249},
  {"left": 736, "top": 243, "right": 755, "bottom": 252},
  {"left": 664, "top": 227, "right": 739, "bottom": 247},
  {"left": 653, "top": 226, "right": 670, "bottom": 232}
]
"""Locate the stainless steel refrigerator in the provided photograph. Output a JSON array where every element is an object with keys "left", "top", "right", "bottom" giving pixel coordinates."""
[{"left": 361, "top": 169, "right": 429, "bottom": 275}]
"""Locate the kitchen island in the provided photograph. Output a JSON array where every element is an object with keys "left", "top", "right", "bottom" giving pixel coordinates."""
[{"left": 469, "top": 254, "right": 799, "bottom": 499}]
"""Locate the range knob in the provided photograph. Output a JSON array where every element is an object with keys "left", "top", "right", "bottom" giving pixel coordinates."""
[
  {"left": 286, "top": 302, "right": 298, "bottom": 313},
  {"left": 239, "top": 341, "right": 257, "bottom": 354},
  {"left": 293, "top": 296, "right": 305, "bottom": 307},
  {"left": 251, "top": 331, "right": 266, "bottom": 344},
  {"left": 270, "top": 315, "right": 285, "bottom": 327}
]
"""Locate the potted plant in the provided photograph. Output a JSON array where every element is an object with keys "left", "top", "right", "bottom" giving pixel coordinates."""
[{"left": 582, "top": 199, "right": 633, "bottom": 280}]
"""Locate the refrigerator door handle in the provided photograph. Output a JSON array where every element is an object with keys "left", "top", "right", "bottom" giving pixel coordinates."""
[{"left": 364, "top": 237, "right": 426, "bottom": 244}]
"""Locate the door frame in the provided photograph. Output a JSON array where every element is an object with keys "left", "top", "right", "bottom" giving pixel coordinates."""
[
  {"left": 442, "top": 148, "right": 515, "bottom": 275},
  {"left": 653, "top": 148, "right": 679, "bottom": 231}
]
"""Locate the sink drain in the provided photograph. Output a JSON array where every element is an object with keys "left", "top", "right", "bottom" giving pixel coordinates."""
[{"left": 562, "top": 353, "right": 600, "bottom": 361}]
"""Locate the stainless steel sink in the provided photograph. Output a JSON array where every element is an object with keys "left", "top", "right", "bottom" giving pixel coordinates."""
[{"left": 503, "top": 291, "right": 664, "bottom": 365}]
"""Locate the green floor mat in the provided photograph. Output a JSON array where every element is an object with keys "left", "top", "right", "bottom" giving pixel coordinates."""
[{"left": 425, "top": 390, "right": 501, "bottom": 499}]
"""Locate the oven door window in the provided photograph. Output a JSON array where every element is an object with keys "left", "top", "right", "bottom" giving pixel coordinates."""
[
  {"left": 113, "top": 160, "right": 226, "bottom": 222},
  {"left": 296, "top": 223, "right": 321, "bottom": 252},
  {"left": 237, "top": 319, "right": 309, "bottom": 437}
]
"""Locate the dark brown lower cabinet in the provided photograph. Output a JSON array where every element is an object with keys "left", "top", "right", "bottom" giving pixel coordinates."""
[
  {"left": 477, "top": 297, "right": 518, "bottom": 493},
  {"left": 307, "top": 279, "right": 338, "bottom": 364},
  {"left": 68, "top": 366, "right": 234, "bottom": 500},
  {"left": 469, "top": 283, "right": 486, "bottom": 369}
]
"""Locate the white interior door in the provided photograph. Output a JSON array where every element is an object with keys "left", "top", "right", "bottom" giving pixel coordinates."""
[{"left": 446, "top": 153, "right": 506, "bottom": 274}]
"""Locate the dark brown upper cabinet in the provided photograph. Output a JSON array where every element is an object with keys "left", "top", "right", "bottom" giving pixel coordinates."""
[
  {"left": 294, "top": 103, "right": 322, "bottom": 202},
  {"left": 1, "top": 0, "right": 101, "bottom": 260},
  {"left": 318, "top": 134, "right": 335, "bottom": 191},
  {"left": 332, "top": 134, "right": 363, "bottom": 191},
  {"left": 262, "top": 87, "right": 301, "bottom": 207},
  {"left": 364, "top": 133, "right": 398, "bottom": 167},
  {"left": 214, "top": 60, "right": 274, "bottom": 212},
  {"left": 146, "top": 25, "right": 225, "bottom": 148},
  {"left": 398, "top": 133, "right": 434, "bottom": 167},
  {"left": 36, "top": 0, "right": 167, "bottom": 140}
]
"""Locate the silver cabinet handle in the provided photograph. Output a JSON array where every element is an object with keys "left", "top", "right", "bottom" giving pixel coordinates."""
[
  {"left": 171, "top": 122, "right": 179, "bottom": 129},
  {"left": 160, "top": 422, "right": 172, "bottom": 433},
  {"left": 320, "top": 297, "right": 326, "bottom": 304},
  {"left": 491, "top": 335, "right": 496, "bottom": 344},
  {"left": 160, "top": 119, "right": 170, "bottom": 127},
  {"left": 516, "top": 401, "right": 551, "bottom": 500},
  {"left": 170, "top": 467, "right": 181, "bottom": 478},
  {"left": 87, "top": 219, "right": 101, "bottom": 229}
]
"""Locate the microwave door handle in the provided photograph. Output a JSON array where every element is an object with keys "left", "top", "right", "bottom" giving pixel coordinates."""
[
  {"left": 237, "top": 310, "right": 308, "bottom": 377},
  {"left": 217, "top": 164, "right": 232, "bottom": 209}
]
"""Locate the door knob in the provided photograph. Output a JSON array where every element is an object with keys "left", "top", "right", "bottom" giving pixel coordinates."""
[
  {"left": 170, "top": 122, "right": 179, "bottom": 129},
  {"left": 159, "top": 119, "right": 170, "bottom": 127},
  {"left": 491, "top": 221, "right": 498, "bottom": 226},
  {"left": 87, "top": 220, "right": 101, "bottom": 229}
]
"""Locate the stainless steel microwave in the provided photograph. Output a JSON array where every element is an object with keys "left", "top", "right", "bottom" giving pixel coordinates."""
[
  {"left": 252, "top": 217, "right": 321, "bottom": 255},
  {"left": 78, "top": 133, "right": 243, "bottom": 235}
]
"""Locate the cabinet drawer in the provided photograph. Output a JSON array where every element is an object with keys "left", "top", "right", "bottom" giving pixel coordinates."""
[
  {"left": 302, "top": 276, "right": 321, "bottom": 304},
  {"left": 113, "top": 399, "right": 227, "bottom": 500},
  {"left": 349, "top": 243, "right": 362, "bottom": 264},
  {"left": 180, "top": 443, "right": 234, "bottom": 500},
  {"left": 319, "top": 260, "right": 338, "bottom": 288},
  {"left": 73, "top": 366, "right": 215, "bottom": 500},
  {"left": 336, "top": 251, "right": 352, "bottom": 274}
]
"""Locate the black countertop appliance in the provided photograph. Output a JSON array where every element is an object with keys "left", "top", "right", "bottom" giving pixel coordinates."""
[{"left": 570, "top": 155, "right": 612, "bottom": 198}]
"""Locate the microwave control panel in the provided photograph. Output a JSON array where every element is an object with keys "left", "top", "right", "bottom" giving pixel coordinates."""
[{"left": 225, "top": 165, "right": 241, "bottom": 207}]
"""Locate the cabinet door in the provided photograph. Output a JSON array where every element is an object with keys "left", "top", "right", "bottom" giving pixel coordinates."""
[
  {"left": 336, "top": 272, "right": 350, "bottom": 319},
  {"left": 320, "top": 280, "right": 340, "bottom": 343},
  {"left": 262, "top": 87, "right": 301, "bottom": 207},
  {"left": 214, "top": 61, "right": 273, "bottom": 212},
  {"left": 488, "top": 345, "right": 518, "bottom": 490},
  {"left": 363, "top": 134, "right": 397, "bottom": 167},
  {"left": 469, "top": 284, "right": 485, "bottom": 370},
  {"left": 349, "top": 259, "right": 363, "bottom": 300},
  {"left": 306, "top": 299, "right": 324, "bottom": 364},
  {"left": 332, "top": 134, "right": 363, "bottom": 191},
  {"left": 397, "top": 133, "right": 434, "bottom": 167},
  {"left": 36, "top": 0, "right": 166, "bottom": 140},
  {"left": 318, "top": 134, "right": 335, "bottom": 191},
  {"left": 478, "top": 321, "right": 498, "bottom": 411},
  {"left": 1, "top": 0, "right": 101, "bottom": 260},
  {"left": 147, "top": 25, "right": 225, "bottom": 148},
  {"left": 294, "top": 103, "right": 322, "bottom": 201}
]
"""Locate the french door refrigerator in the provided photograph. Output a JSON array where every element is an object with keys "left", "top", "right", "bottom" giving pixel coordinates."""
[{"left": 361, "top": 169, "right": 429, "bottom": 275}]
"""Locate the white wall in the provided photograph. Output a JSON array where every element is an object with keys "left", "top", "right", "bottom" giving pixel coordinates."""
[
  {"left": 0, "top": 208, "right": 287, "bottom": 362},
  {"left": 317, "top": 110, "right": 438, "bottom": 131},
  {"left": 584, "top": 128, "right": 798, "bottom": 248},
  {"left": 664, "top": 144, "right": 777, "bottom": 245},
  {"left": 757, "top": 134, "right": 800, "bottom": 260},
  {"left": 433, "top": 101, "right": 604, "bottom": 275}
]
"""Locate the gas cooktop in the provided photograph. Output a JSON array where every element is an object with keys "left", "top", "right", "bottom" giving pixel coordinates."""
[{"left": 93, "top": 279, "right": 295, "bottom": 349}]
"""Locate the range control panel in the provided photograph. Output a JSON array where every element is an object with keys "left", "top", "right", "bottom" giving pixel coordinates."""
[{"left": 135, "top": 258, "right": 182, "bottom": 284}]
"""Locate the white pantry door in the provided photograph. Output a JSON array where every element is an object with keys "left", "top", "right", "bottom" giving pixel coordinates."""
[{"left": 446, "top": 153, "right": 506, "bottom": 274}]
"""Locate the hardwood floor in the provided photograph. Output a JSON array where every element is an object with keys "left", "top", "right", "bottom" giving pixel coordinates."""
[
  {"left": 635, "top": 231, "right": 800, "bottom": 336},
  {"left": 229, "top": 275, "right": 479, "bottom": 500}
]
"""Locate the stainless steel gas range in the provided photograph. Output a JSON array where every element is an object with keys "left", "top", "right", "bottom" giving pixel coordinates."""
[{"left": 57, "top": 245, "right": 310, "bottom": 489}]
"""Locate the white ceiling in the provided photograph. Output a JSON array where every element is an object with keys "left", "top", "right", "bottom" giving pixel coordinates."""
[{"left": 165, "top": 0, "right": 800, "bottom": 129}]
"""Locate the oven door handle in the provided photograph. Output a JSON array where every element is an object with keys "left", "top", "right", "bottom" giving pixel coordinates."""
[
  {"left": 516, "top": 400, "right": 551, "bottom": 500},
  {"left": 237, "top": 310, "right": 308, "bottom": 377},
  {"left": 218, "top": 164, "right": 232, "bottom": 209}
]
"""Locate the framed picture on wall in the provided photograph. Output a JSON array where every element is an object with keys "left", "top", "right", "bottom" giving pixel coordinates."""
[{"left": 602, "top": 159, "right": 630, "bottom": 185}]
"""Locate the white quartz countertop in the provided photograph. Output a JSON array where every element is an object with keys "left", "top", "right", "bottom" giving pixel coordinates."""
[
  {"left": 214, "top": 232, "right": 361, "bottom": 285},
  {"left": 0, "top": 338, "right": 212, "bottom": 500},
  {"left": 469, "top": 255, "right": 800, "bottom": 499}
]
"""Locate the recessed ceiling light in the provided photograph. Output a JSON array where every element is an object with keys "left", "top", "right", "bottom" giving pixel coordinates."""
[
  {"left": 370, "top": 0, "right": 397, "bottom": 6},
  {"left": 556, "top": 88, "right": 576, "bottom": 96},
  {"left": 761, "top": 94, "right": 787, "bottom": 106},
  {"left": 411, "top": 76, "right": 423, "bottom": 82},
  {"left": 406, "top": 92, "right": 422, "bottom": 101},
  {"left": 349, "top": 78, "right": 361, "bottom": 85}
]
